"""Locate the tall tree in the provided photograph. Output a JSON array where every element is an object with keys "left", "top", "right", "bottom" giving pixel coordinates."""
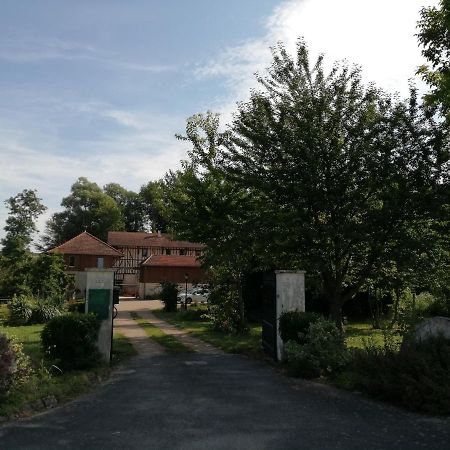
[
  {"left": 42, "top": 177, "right": 124, "bottom": 248},
  {"left": 104, "top": 182, "right": 149, "bottom": 231},
  {"left": 161, "top": 112, "right": 256, "bottom": 330},
  {"left": 1, "top": 189, "right": 46, "bottom": 257},
  {"left": 0, "top": 189, "right": 47, "bottom": 296},
  {"left": 139, "top": 180, "right": 168, "bottom": 232},
  {"left": 223, "top": 41, "right": 446, "bottom": 325},
  {"left": 417, "top": 0, "right": 450, "bottom": 121}
]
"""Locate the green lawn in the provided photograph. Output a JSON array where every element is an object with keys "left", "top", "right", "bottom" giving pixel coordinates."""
[
  {"left": 0, "top": 320, "right": 136, "bottom": 419},
  {"left": 130, "top": 311, "right": 192, "bottom": 353},
  {"left": 153, "top": 309, "right": 263, "bottom": 358},
  {"left": 344, "top": 321, "right": 402, "bottom": 349},
  {"left": 154, "top": 309, "right": 399, "bottom": 355}
]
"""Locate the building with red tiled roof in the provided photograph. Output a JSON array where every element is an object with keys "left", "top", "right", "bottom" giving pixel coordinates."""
[
  {"left": 107, "top": 231, "right": 206, "bottom": 296},
  {"left": 48, "top": 231, "right": 124, "bottom": 297},
  {"left": 139, "top": 255, "right": 206, "bottom": 298},
  {"left": 49, "top": 231, "right": 123, "bottom": 272}
]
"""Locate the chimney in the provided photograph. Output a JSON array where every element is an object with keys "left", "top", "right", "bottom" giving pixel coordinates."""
[{"left": 157, "top": 230, "right": 161, "bottom": 238}]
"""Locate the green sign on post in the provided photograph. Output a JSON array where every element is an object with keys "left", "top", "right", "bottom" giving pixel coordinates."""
[{"left": 87, "top": 289, "right": 111, "bottom": 320}]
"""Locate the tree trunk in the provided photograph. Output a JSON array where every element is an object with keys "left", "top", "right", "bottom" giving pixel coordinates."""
[
  {"left": 390, "top": 288, "right": 401, "bottom": 327},
  {"left": 236, "top": 276, "right": 246, "bottom": 333},
  {"left": 329, "top": 293, "right": 343, "bottom": 330}
]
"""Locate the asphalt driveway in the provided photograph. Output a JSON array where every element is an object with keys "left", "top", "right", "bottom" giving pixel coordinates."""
[{"left": 0, "top": 351, "right": 448, "bottom": 450}]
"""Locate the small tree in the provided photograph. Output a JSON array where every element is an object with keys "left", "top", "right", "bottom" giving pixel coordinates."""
[{"left": 160, "top": 282, "right": 178, "bottom": 312}]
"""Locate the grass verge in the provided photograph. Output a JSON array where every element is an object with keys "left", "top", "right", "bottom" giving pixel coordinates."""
[
  {"left": 153, "top": 308, "right": 263, "bottom": 358},
  {"left": 130, "top": 311, "right": 191, "bottom": 353},
  {"left": 344, "top": 321, "right": 402, "bottom": 349},
  {"left": 0, "top": 324, "right": 136, "bottom": 419}
]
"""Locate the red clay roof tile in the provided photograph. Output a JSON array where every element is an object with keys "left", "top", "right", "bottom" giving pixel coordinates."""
[
  {"left": 48, "top": 231, "right": 123, "bottom": 257},
  {"left": 107, "top": 231, "right": 205, "bottom": 249},
  {"left": 141, "top": 255, "right": 201, "bottom": 268}
]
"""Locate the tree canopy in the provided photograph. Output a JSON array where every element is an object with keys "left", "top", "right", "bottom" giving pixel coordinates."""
[
  {"left": 1, "top": 189, "right": 46, "bottom": 257},
  {"left": 42, "top": 177, "right": 124, "bottom": 248},
  {"left": 417, "top": 0, "right": 450, "bottom": 121},
  {"left": 222, "top": 41, "right": 447, "bottom": 323}
]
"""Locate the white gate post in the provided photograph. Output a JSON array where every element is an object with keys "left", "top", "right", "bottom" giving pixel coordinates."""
[{"left": 275, "top": 270, "right": 306, "bottom": 361}]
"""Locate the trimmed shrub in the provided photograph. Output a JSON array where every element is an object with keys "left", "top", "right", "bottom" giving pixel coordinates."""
[
  {"left": 278, "top": 311, "right": 321, "bottom": 344},
  {"left": 8, "top": 294, "right": 35, "bottom": 325},
  {"left": 41, "top": 313, "right": 101, "bottom": 370},
  {"left": 0, "top": 333, "right": 31, "bottom": 397},
  {"left": 160, "top": 282, "right": 178, "bottom": 312},
  {"left": 284, "top": 317, "right": 348, "bottom": 378},
  {"left": 340, "top": 336, "right": 450, "bottom": 415}
]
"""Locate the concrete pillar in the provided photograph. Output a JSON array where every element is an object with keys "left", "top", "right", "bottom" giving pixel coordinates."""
[
  {"left": 85, "top": 269, "right": 115, "bottom": 363},
  {"left": 275, "top": 270, "right": 306, "bottom": 361}
]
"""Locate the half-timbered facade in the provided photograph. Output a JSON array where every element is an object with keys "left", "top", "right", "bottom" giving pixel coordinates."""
[{"left": 107, "top": 231, "right": 206, "bottom": 296}]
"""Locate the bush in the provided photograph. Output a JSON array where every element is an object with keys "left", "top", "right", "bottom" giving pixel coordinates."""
[
  {"left": 278, "top": 311, "right": 321, "bottom": 344},
  {"left": 41, "top": 313, "right": 101, "bottom": 370},
  {"left": 31, "top": 300, "right": 62, "bottom": 324},
  {"left": 160, "top": 282, "right": 178, "bottom": 312},
  {"left": 8, "top": 294, "right": 35, "bottom": 325},
  {"left": 340, "top": 336, "right": 450, "bottom": 414},
  {"left": 66, "top": 299, "right": 86, "bottom": 314},
  {"left": 204, "top": 286, "right": 248, "bottom": 333},
  {"left": 284, "top": 317, "right": 348, "bottom": 378},
  {"left": 0, "top": 333, "right": 31, "bottom": 397}
]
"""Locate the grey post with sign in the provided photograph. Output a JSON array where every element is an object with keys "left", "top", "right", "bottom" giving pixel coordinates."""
[{"left": 85, "top": 269, "right": 115, "bottom": 362}]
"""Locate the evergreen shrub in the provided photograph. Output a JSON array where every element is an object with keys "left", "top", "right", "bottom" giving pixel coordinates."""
[
  {"left": 41, "top": 313, "right": 101, "bottom": 370},
  {"left": 278, "top": 311, "right": 321, "bottom": 344},
  {"left": 284, "top": 317, "right": 348, "bottom": 378}
]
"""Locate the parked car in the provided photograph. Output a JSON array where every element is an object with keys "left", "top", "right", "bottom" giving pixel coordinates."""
[{"left": 177, "top": 288, "right": 210, "bottom": 304}]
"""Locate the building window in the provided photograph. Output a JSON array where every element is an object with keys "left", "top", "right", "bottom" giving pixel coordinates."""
[
  {"left": 195, "top": 250, "right": 201, "bottom": 256},
  {"left": 165, "top": 248, "right": 171, "bottom": 255},
  {"left": 69, "top": 255, "right": 75, "bottom": 267},
  {"left": 142, "top": 248, "right": 148, "bottom": 257},
  {"left": 97, "top": 257, "right": 104, "bottom": 269},
  {"left": 179, "top": 249, "right": 186, "bottom": 256}
]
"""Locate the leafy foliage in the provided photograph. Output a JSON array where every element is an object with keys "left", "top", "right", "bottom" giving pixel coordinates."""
[
  {"left": 41, "top": 177, "right": 124, "bottom": 247},
  {"left": 8, "top": 294, "right": 35, "bottom": 325},
  {"left": 417, "top": 0, "right": 450, "bottom": 122},
  {"left": 278, "top": 311, "right": 321, "bottom": 344},
  {"left": 223, "top": 40, "right": 446, "bottom": 325},
  {"left": 1, "top": 189, "right": 46, "bottom": 258},
  {"left": 284, "top": 317, "right": 348, "bottom": 378},
  {"left": 340, "top": 336, "right": 450, "bottom": 415},
  {"left": 0, "top": 333, "right": 32, "bottom": 397},
  {"left": 160, "top": 282, "right": 178, "bottom": 312},
  {"left": 204, "top": 283, "right": 249, "bottom": 333},
  {"left": 41, "top": 313, "right": 101, "bottom": 370}
]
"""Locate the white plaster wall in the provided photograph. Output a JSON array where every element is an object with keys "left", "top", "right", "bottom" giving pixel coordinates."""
[{"left": 276, "top": 270, "right": 306, "bottom": 361}]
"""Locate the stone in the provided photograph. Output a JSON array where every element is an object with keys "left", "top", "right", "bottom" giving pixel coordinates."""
[
  {"left": 43, "top": 395, "right": 58, "bottom": 409},
  {"left": 414, "top": 317, "right": 450, "bottom": 342}
]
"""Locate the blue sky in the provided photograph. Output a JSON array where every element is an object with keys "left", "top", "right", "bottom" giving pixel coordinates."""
[{"left": 0, "top": 0, "right": 438, "bottom": 242}]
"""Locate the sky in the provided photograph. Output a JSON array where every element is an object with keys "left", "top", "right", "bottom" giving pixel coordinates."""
[{"left": 0, "top": 0, "right": 439, "bottom": 244}]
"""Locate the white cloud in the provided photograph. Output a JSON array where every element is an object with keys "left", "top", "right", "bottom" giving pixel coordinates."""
[
  {"left": 0, "top": 107, "right": 188, "bottom": 244},
  {"left": 196, "top": 0, "right": 439, "bottom": 124},
  {"left": 0, "top": 36, "right": 175, "bottom": 72}
]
